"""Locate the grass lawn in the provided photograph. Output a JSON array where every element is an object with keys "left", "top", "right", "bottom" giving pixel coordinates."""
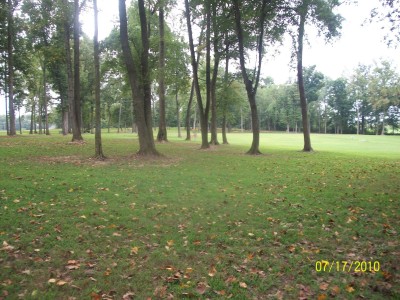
[{"left": 0, "top": 130, "right": 399, "bottom": 299}]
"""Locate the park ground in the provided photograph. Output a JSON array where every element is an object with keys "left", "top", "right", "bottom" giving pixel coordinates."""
[{"left": 0, "top": 131, "right": 399, "bottom": 299}]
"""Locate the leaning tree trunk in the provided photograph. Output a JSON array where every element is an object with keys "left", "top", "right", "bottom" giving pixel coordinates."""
[
  {"left": 297, "top": 12, "right": 313, "bottom": 152},
  {"left": 185, "top": 81, "right": 194, "bottom": 140},
  {"left": 157, "top": 6, "right": 167, "bottom": 142},
  {"left": 7, "top": 0, "right": 16, "bottom": 136},
  {"left": 93, "top": 0, "right": 105, "bottom": 159},
  {"left": 185, "top": 0, "right": 209, "bottom": 149}
]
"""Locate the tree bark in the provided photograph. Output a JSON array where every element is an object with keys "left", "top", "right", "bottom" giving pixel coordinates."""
[
  {"left": 233, "top": 0, "right": 264, "bottom": 154},
  {"left": 93, "top": 0, "right": 105, "bottom": 159},
  {"left": 157, "top": 6, "right": 167, "bottom": 142},
  {"left": 71, "top": 0, "right": 84, "bottom": 142},
  {"left": 296, "top": 12, "right": 313, "bottom": 151},
  {"left": 7, "top": 0, "right": 16, "bottom": 136},
  {"left": 119, "top": 0, "right": 158, "bottom": 155},
  {"left": 185, "top": 0, "right": 209, "bottom": 149},
  {"left": 185, "top": 81, "right": 194, "bottom": 140},
  {"left": 209, "top": 2, "right": 220, "bottom": 145}
]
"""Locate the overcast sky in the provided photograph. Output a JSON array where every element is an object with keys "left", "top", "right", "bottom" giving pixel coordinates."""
[{"left": 1, "top": 0, "right": 398, "bottom": 115}]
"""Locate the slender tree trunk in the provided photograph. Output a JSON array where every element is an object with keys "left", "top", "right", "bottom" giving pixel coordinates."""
[
  {"left": 185, "top": 0, "right": 209, "bottom": 149},
  {"left": 233, "top": 0, "right": 265, "bottom": 154},
  {"left": 30, "top": 100, "right": 35, "bottom": 134},
  {"left": 93, "top": 0, "right": 105, "bottom": 159},
  {"left": 4, "top": 66, "right": 9, "bottom": 135},
  {"left": 222, "top": 115, "right": 228, "bottom": 144},
  {"left": 176, "top": 91, "right": 181, "bottom": 138},
  {"left": 70, "top": 0, "right": 83, "bottom": 141},
  {"left": 185, "top": 27, "right": 203, "bottom": 141},
  {"left": 42, "top": 59, "right": 50, "bottom": 135},
  {"left": 157, "top": 6, "right": 167, "bottom": 142},
  {"left": 119, "top": 0, "right": 158, "bottom": 155},
  {"left": 381, "top": 113, "right": 385, "bottom": 135},
  {"left": 209, "top": 2, "right": 219, "bottom": 145},
  {"left": 18, "top": 108, "right": 22, "bottom": 134},
  {"left": 118, "top": 102, "right": 122, "bottom": 133},
  {"left": 297, "top": 12, "right": 313, "bottom": 151},
  {"left": 185, "top": 81, "right": 194, "bottom": 140},
  {"left": 7, "top": 0, "right": 16, "bottom": 136},
  {"left": 62, "top": 97, "right": 69, "bottom": 135}
]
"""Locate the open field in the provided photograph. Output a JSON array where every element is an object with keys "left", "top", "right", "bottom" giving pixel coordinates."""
[{"left": 0, "top": 131, "right": 399, "bottom": 299}]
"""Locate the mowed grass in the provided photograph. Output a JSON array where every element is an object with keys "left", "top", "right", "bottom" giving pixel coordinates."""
[{"left": 0, "top": 130, "right": 399, "bottom": 299}]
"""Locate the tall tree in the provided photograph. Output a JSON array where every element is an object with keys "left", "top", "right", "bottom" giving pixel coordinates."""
[
  {"left": 93, "top": 0, "right": 105, "bottom": 159},
  {"left": 290, "top": 0, "right": 342, "bottom": 151},
  {"left": 71, "top": 0, "right": 83, "bottom": 141},
  {"left": 156, "top": 3, "right": 167, "bottom": 142},
  {"left": 232, "top": 0, "right": 270, "bottom": 154},
  {"left": 185, "top": 0, "right": 209, "bottom": 149},
  {"left": 7, "top": 0, "right": 16, "bottom": 136},
  {"left": 119, "top": 0, "right": 159, "bottom": 155}
]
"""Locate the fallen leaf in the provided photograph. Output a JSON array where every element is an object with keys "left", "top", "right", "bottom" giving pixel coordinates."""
[
  {"left": 131, "top": 247, "right": 139, "bottom": 255},
  {"left": 319, "top": 282, "right": 329, "bottom": 291},
  {"left": 48, "top": 278, "right": 57, "bottom": 283},
  {"left": 154, "top": 286, "right": 167, "bottom": 298},
  {"left": 56, "top": 280, "right": 67, "bottom": 286},
  {"left": 345, "top": 285, "right": 355, "bottom": 293},
  {"left": 317, "top": 294, "right": 327, "bottom": 300},
  {"left": 330, "top": 285, "right": 340, "bottom": 296},
  {"left": 239, "top": 282, "right": 247, "bottom": 289},
  {"left": 208, "top": 265, "right": 217, "bottom": 277},
  {"left": 196, "top": 282, "right": 208, "bottom": 295},
  {"left": 122, "top": 292, "right": 135, "bottom": 300}
]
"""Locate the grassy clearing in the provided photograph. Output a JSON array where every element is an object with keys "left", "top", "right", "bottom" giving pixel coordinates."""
[{"left": 0, "top": 131, "right": 399, "bottom": 299}]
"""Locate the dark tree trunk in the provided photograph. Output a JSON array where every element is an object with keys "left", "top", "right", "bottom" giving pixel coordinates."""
[
  {"left": 296, "top": 12, "right": 313, "bottom": 151},
  {"left": 185, "top": 27, "right": 203, "bottom": 141},
  {"left": 222, "top": 40, "right": 230, "bottom": 145},
  {"left": 233, "top": 0, "right": 265, "bottom": 155},
  {"left": 71, "top": 0, "right": 83, "bottom": 142},
  {"left": 210, "top": 3, "right": 220, "bottom": 145},
  {"left": 185, "top": 0, "right": 209, "bottom": 149},
  {"left": 30, "top": 100, "right": 35, "bottom": 134},
  {"left": 185, "top": 81, "right": 194, "bottom": 141},
  {"left": 93, "top": 0, "right": 105, "bottom": 159},
  {"left": 119, "top": 0, "right": 158, "bottom": 156},
  {"left": 157, "top": 6, "right": 167, "bottom": 142},
  {"left": 42, "top": 59, "right": 50, "bottom": 135},
  {"left": 7, "top": 0, "right": 16, "bottom": 136},
  {"left": 176, "top": 90, "right": 181, "bottom": 138}
]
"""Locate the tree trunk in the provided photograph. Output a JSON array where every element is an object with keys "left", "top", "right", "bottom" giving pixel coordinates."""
[
  {"left": 233, "top": 0, "right": 264, "bottom": 154},
  {"left": 185, "top": 0, "right": 209, "bottom": 149},
  {"left": 71, "top": 0, "right": 83, "bottom": 142},
  {"left": 209, "top": 2, "right": 219, "bottom": 145},
  {"left": 93, "top": 0, "right": 105, "bottom": 159},
  {"left": 42, "top": 59, "right": 50, "bottom": 135},
  {"left": 381, "top": 113, "right": 385, "bottom": 135},
  {"left": 185, "top": 81, "right": 194, "bottom": 140},
  {"left": 119, "top": 0, "right": 158, "bottom": 156},
  {"left": 176, "top": 89, "right": 182, "bottom": 138},
  {"left": 157, "top": 6, "right": 168, "bottom": 142},
  {"left": 296, "top": 12, "right": 313, "bottom": 152},
  {"left": 30, "top": 100, "right": 35, "bottom": 134},
  {"left": 222, "top": 115, "right": 228, "bottom": 144},
  {"left": 7, "top": 0, "right": 16, "bottom": 136}
]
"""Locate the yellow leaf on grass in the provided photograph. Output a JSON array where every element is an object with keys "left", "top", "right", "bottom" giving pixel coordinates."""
[
  {"left": 131, "top": 247, "right": 139, "bottom": 255},
  {"left": 239, "top": 282, "right": 247, "bottom": 289},
  {"left": 317, "top": 294, "right": 327, "bottom": 300},
  {"left": 346, "top": 285, "right": 355, "bottom": 293},
  {"left": 208, "top": 265, "right": 217, "bottom": 277}
]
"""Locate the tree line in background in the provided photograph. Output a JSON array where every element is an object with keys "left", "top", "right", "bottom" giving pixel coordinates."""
[{"left": 1, "top": 0, "right": 399, "bottom": 156}]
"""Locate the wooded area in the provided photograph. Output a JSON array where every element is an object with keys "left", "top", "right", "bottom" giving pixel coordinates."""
[{"left": 0, "top": 0, "right": 399, "bottom": 155}]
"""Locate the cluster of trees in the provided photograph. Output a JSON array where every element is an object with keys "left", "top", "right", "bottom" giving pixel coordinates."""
[
  {"left": 257, "top": 62, "right": 400, "bottom": 135},
  {"left": 1, "top": 0, "right": 399, "bottom": 156}
]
